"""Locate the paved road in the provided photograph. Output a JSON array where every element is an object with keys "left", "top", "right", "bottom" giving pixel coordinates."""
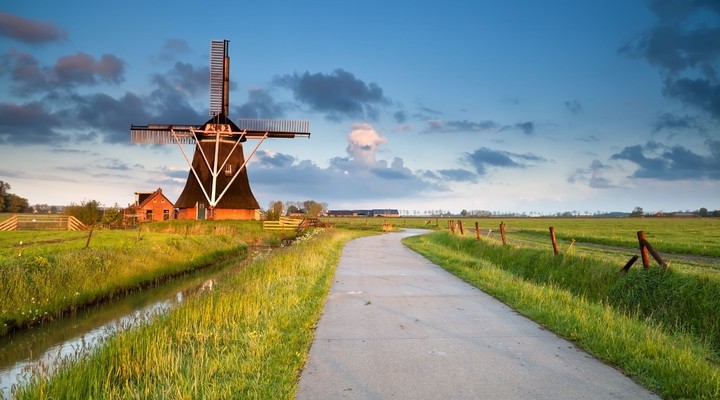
[{"left": 295, "top": 230, "right": 659, "bottom": 400}]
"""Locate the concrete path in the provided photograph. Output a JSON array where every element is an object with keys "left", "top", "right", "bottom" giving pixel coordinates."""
[{"left": 295, "top": 230, "right": 659, "bottom": 400}]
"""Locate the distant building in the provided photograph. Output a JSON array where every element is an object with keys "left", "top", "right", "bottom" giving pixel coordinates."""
[
  {"left": 327, "top": 209, "right": 399, "bottom": 218},
  {"left": 124, "top": 188, "right": 175, "bottom": 224}
]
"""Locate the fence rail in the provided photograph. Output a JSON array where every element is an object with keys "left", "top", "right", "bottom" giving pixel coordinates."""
[
  {"left": 263, "top": 216, "right": 303, "bottom": 231},
  {"left": 0, "top": 215, "right": 87, "bottom": 231}
]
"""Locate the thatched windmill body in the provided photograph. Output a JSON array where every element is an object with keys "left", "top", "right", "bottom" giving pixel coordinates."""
[{"left": 131, "top": 40, "right": 310, "bottom": 220}]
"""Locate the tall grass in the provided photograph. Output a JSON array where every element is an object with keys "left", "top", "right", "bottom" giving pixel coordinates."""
[
  {"left": 404, "top": 232, "right": 720, "bottom": 399},
  {"left": 13, "top": 229, "right": 363, "bottom": 399},
  {"left": 0, "top": 230, "right": 247, "bottom": 336}
]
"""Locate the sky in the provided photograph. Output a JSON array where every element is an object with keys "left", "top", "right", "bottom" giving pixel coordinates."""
[{"left": 0, "top": 0, "right": 718, "bottom": 215}]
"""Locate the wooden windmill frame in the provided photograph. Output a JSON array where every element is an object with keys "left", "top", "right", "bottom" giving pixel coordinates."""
[{"left": 130, "top": 40, "right": 310, "bottom": 220}]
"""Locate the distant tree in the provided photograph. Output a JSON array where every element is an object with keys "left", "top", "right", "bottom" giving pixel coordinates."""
[
  {"left": 698, "top": 207, "right": 709, "bottom": 217},
  {"left": 630, "top": 206, "right": 644, "bottom": 217},
  {"left": 5, "top": 194, "right": 30, "bottom": 213},
  {"left": 266, "top": 201, "right": 284, "bottom": 220},
  {"left": 50, "top": 205, "right": 58, "bottom": 213},
  {"left": 460, "top": 209, "right": 468, "bottom": 217},
  {"left": 303, "top": 200, "right": 324, "bottom": 217},
  {"left": 34, "top": 203, "right": 50, "bottom": 213},
  {"left": 65, "top": 200, "right": 101, "bottom": 226},
  {"left": 101, "top": 203, "right": 123, "bottom": 227}
]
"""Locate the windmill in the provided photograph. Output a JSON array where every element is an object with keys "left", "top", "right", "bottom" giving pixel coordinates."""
[{"left": 130, "top": 40, "right": 310, "bottom": 220}]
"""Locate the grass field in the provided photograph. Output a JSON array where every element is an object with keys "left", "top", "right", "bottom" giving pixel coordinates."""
[
  {"left": 0, "top": 220, "right": 291, "bottom": 336},
  {"left": 323, "top": 216, "right": 720, "bottom": 257}
]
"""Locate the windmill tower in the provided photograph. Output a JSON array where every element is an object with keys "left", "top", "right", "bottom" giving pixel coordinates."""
[{"left": 130, "top": 40, "right": 310, "bottom": 220}]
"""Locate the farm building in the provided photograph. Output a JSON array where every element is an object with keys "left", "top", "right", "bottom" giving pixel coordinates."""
[
  {"left": 327, "top": 209, "right": 400, "bottom": 218},
  {"left": 124, "top": 188, "right": 174, "bottom": 224}
]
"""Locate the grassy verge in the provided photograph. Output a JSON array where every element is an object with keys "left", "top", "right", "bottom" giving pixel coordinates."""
[
  {"left": 0, "top": 223, "right": 276, "bottom": 336},
  {"left": 403, "top": 231, "right": 720, "bottom": 399},
  {"left": 13, "top": 228, "right": 364, "bottom": 399}
]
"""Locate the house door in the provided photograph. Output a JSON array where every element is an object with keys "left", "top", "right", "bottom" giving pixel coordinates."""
[{"left": 197, "top": 203, "right": 206, "bottom": 220}]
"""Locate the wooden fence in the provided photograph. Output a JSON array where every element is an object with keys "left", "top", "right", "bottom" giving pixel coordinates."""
[
  {"left": 0, "top": 214, "right": 88, "bottom": 231},
  {"left": 449, "top": 220, "right": 667, "bottom": 272},
  {"left": 262, "top": 216, "right": 303, "bottom": 231}
]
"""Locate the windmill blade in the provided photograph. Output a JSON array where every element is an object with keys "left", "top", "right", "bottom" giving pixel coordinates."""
[
  {"left": 130, "top": 124, "right": 199, "bottom": 144},
  {"left": 209, "top": 40, "right": 228, "bottom": 117},
  {"left": 236, "top": 119, "right": 311, "bottom": 138}
]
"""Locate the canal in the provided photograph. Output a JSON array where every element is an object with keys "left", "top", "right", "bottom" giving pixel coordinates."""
[{"left": 0, "top": 250, "right": 259, "bottom": 398}]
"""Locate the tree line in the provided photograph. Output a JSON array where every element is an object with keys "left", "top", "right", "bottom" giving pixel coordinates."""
[
  {"left": 0, "top": 181, "right": 30, "bottom": 213},
  {"left": 266, "top": 200, "right": 328, "bottom": 220}
]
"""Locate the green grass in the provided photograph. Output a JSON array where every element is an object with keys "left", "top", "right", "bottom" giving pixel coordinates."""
[
  {"left": 0, "top": 221, "right": 288, "bottom": 336},
  {"left": 323, "top": 216, "right": 720, "bottom": 257},
  {"left": 13, "top": 228, "right": 365, "bottom": 399},
  {"left": 404, "top": 232, "right": 720, "bottom": 399},
  {"left": 456, "top": 217, "right": 720, "bottom": 257}
]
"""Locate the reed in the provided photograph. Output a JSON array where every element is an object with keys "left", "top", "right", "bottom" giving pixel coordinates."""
[
  {"left": 0, "top": 229, "right": 248, "bottom": 336},
  {"left": 404, "top": 232, "right": 720, "bottom": 399},
  {"left": 13, "top": 229, "right": 364, "bottom": 399}
]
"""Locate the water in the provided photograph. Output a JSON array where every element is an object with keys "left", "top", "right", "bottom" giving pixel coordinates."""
[{"left": 0, "top": 252, "right": 255, "bottom": 398}]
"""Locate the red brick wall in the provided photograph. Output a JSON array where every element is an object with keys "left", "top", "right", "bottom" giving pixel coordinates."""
[{"left": 177, "top": 207, "right": 258, "bottom": 220}]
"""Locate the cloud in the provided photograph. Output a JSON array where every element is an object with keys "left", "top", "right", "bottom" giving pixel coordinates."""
[
  {"left": 0, "top": 101, "right": 64, "bottom": 145},
  {"left": 70, "top": 92, "right": 150, "bottom": 143},
  {"left": 273, "top": 69, "right": 390, "bottom": 121},
  {"left": 652, "top": 112, "right": 702, "bottom": 133},
  {"left": 254, "top": 150, "right": 296, "bottom": 168},
  {"left": 1, "top": 49, "right": 125, "bottom": 95},
  {"left": 248, "top": 124, "right": 441, "bottom": 202},
  {"left": 513, "top": 121, "right": 535, "bottom": 135},
  {"left": 0, "top": 51, "right": 210, "bottom": 145},
  {"left": 393, "top": 110, "right": 407, "bottom": 123},
  {"left": 345, "top": 124, "right": 387, "bottom": 166},
  {"left": 0, "top": 12, "right": 67, "bottom": 44},
  {"left": 158, "top": 38, "right": 191, "bottom": 61},
  {"left": 436, "top": 169, "right": 478, "bottom": 183},
  {"left": 465, "top": 147, "right": 546, "bottom": 175},
  {"left": 565, "top": 99, "right": 582, "bottom": 114},
  {"left": 423, "top": 119, "right": 500, "bottom": 133},
  {"left": 150, "top": 62, "right": 206, "bottom": 99},
  {"left": 620, "top": 1, "right": 720, "bottom": 119},
  {"left": 235, "top": 88, "right": 286, "bottom": 119},
  {"left": 661, "top": 77, "right": 720, "bottom": 120},
  {"left": 610, "top": 140, "right": 720, "bottom": 180},
  {"left": 568, "top": 159, "right": 617, "bottom": 189},
  {"left": 56, "top": 53, "right": 124, "bottom": 85}
]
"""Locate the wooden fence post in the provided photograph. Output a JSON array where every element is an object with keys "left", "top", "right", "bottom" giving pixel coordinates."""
[
  {"left": 637, "top": 231, "right": 650, "bottom": 269},
  {"left": 449, "top": 220, "right": 455, "bottom": 234},
  {"left": 457, "top": 220, "right": 464, "bottom": 236},
  {"left": 639, "top": 236, "right": 668, "bottom": 269},
  {"left": 549, "top": 226, "right": 559, "bottom": 255},
  {"left": 500, "top": 221, "right": 507, "bottom": 245},
  {"left": 620, "top": 255, "right": 639, "bottom": 273},
  {"left": 475, "top": 222, "right": 480, "bottom": 240}
]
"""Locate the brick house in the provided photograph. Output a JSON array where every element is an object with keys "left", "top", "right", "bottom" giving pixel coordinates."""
[{"left": 124, "top": 188, "right": 175, "bottom": 224}]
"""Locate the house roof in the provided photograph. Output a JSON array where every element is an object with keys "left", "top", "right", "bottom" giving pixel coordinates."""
[{"left": 135, "top": 188, "right": 174, "bottom": 209}]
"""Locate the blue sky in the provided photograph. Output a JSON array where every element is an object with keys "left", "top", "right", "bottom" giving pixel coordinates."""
[{"left": 1, "top": 0, "right": 718, "bottom": 215}]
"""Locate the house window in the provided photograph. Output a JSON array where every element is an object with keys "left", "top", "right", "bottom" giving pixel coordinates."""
[
  {"left": 145, "top": 209, "right": 153, "bottom": 221},
  {"left": 163, "top": 210, "right": 170, "bottom": 220},
  {"left": 225, "top": 163, "right": 232, "bottom": 176}
]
